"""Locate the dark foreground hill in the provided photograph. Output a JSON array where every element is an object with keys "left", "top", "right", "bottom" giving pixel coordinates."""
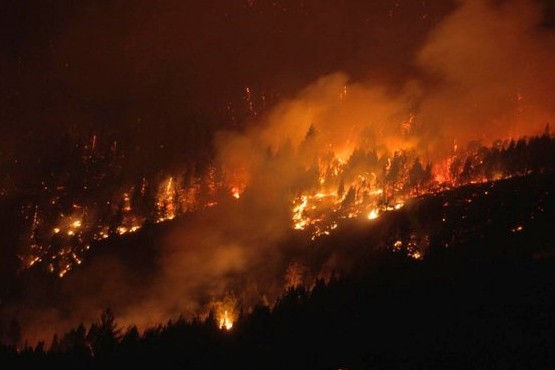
[{"left": 1, "top": 172, "right": 555, "bottom": 369}]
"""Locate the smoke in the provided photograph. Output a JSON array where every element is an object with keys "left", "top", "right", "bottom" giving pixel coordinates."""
[
  {"left": 219, "top": 0, "right": 555, "bottom": 169},
  {"left": 5, "top": 0, "right": 555, "bottom": 345},
  {"left": 417, "top": 0, "right": 555, "bottom": 153},
  {"left": 218, "top": 73, "right": 416, "bottom": 162},
  {"left": 121, "top": 0, "right": 555, "bottom": 336}
]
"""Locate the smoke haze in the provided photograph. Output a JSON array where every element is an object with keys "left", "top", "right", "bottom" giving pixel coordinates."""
[{"left": 2, "top": 0, "right": 555, "bottom": 344}]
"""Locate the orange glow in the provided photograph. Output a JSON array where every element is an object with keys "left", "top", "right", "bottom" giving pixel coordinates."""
[
  {"left": 214, "top": 297, "right": 237, "bottom": 331},
  {"left": 292, "top": 196, "right": 309, "bottom": 230},
  {"left": 218, "top": 310, "right": 234, "bottom": 331},
  {"left": 368, "top": 208, "right": 379, "bottom": 220},
  {"left": 156, "top": 177, "right": 177, "bottom": 223},
  {"left": 231, "top": 186, "right": 241, "bottom": 199}
]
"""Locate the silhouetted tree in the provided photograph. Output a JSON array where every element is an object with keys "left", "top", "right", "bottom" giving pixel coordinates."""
[
  {"left": 87, "top": 309, "right": 121, "bottom": 358},
  {"left": 341, "top": 186, "right": 356, "bottom": 209},
  {"left": 460, "top": 157, "right": 473, "bottom": 184},
  {"left": 60, "top": 323, "right": 88, "bottom": 354},
  {"left": 119, "top": 325, "right": 141, "bottom": 356},
  {"left": 337, "top": 178, "right": 345, "bottom": 199},
  {"left": 385, "top": 151, "right": 408, "bottom": 195},
  {"left": 409, "top": 157, "right": 426, "bottom": 193}
]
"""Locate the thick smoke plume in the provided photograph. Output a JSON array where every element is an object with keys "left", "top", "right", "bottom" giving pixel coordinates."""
[
  {"left": 220, "top": 0, "right": 555, "bottom": 168},
  {"left": 5, "top": 0, "right": 555, "bottom": 345},
  {"left": 417, "top": 0, "right": 555, "bottom": 153}
]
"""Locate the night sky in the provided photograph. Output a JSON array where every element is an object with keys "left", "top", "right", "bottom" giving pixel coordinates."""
[
  {"left": 2, "top": 0, "right": 553, "bottom": 172},
  {"left": 0, "top": 1, "right": 456, "bottom": 167}
]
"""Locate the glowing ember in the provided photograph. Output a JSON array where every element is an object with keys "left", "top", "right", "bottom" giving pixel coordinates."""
[
  {"left": 410, "top": 251, "right": 423, "bottom": 260},
  {"left": 511, "top": 225, "right": 524, "bottom": 233},
  {"left": 232, "top": 187, "right": 241, "bottom": 199},
  {"left": 368, "top": 208, "right": 380, "bottom": 220},
  {"left": 117, "top": 226, "right": 128, "bottom": 235}
]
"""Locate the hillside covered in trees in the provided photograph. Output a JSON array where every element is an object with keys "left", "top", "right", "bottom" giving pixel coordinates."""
[{"left": 1, "top": 167, "right": 554, "bottom": 369}]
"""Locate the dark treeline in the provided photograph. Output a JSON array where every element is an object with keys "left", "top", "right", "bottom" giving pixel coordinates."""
[
  {"left": 3, "top": 249, "right": 555, "bottom": 368},
  {"left": 2, "top": 171, "right": 555, "bottom": 369}
]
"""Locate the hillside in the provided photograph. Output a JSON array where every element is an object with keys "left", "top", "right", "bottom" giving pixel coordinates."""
[{"left": 1, "top": 172, "right": 553, "bottom": 369}]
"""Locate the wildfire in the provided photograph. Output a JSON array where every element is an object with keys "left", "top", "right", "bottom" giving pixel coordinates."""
[
  {"left": 18, "top": 122, "right": 551, "bottom": 280},
  {"left": 214, "top": 296, "right": 237, "bottom": 331},
  {"left": 20, "top": 166, "right": 230, "bottom": 278},
  {"left": 218, "top": 310, "right": 234, "bottom": 331},
  {"left": 231, "top": 186, "right": 241, "bottom": 199},
  {"left": 368, "top": 208, "right": 380, "bottom": 220},
  {"left": 292, "top": 195, "right": 309, "bottom": 230},
  {"left": 156, "top": 177, "right": 177, "bottom": 223}
]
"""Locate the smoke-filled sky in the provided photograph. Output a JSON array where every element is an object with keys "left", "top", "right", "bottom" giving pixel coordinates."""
[
  {"left": 1, "top": 1, "right": 454, "bottom": 166},
  {"left": 2, "top": 0, "right": 555, "bottom": 344},
  {"left": 2, "top": 0, "right": 553, "bottom": 170}
]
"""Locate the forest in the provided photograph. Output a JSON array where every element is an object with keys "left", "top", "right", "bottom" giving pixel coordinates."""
[{"left": 1, "top": 161, "right": 554, "bottom": 369}]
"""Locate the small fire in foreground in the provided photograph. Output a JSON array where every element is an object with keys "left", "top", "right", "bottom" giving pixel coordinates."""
[
  {"left": 218, "top": 310, "right": 234, "bottom": 331},
  {"left": 214, "top": 296, "right": 237, "bottom": 331},
  {"left": 231, "top": 187, "right": 241, "bottom": 199},
  {"left": 368, "top": 208, "right": 380, "bottom": 220}
]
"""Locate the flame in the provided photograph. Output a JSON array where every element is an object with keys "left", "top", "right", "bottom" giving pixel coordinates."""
[
  {"left": 156, "top": 177, "right": 177, "bottom": 223},
  {"left": 368, "top": 208, "right": 380, "bottom": 220},
  {"left": 19, "top": 120, "right": 549, "bottom": 279},
  {"left": 231, "top": 186, "right": 241, "bottom": 199},
  {"left": 410, "top": 251, "right": 423, "bottom": 260},
  {"left": 20, "top": 168, "right": 226, "bottom": 278},
  {"left": 292, "top": 196, "right": 309, "bottom": 230},
  {"left": 218, "top": 310, "right": 234, "bottom": 331},
  {"left": 214, "top": 296, "right": 237, "bottom": 331},
  {"left": 117, "top": 226, "right": 128, "bottom": 235}
]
